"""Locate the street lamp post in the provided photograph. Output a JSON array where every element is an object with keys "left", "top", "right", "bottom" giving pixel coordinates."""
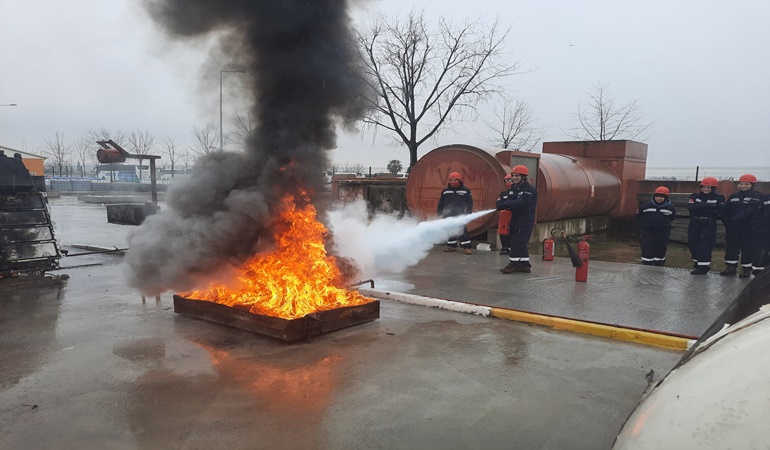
[
  {"left": 219, "top": 70, "right": 245, "bottom": 152},
  {"left": 0, "top": 103, "right": 17, "bottom": 107}
]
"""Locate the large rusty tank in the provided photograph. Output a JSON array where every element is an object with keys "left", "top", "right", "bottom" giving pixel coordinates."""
[
  {"left": 537, "top": 153, "right": 621, "bottom": 222},
  {"left": 405, "top": 144, "right": 621, "bottom": 235}
]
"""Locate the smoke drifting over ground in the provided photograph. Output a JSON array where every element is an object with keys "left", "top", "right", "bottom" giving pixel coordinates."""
[
  {"left": 127, "top": 0, "right": 367, "bottom": 294},
  {"left": 327, "top": 201, "right": 494, "bottom": 277}
]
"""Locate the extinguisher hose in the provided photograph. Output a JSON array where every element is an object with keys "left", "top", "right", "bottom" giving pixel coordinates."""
[{"left": 550, "top": 228, "right": 583, "bottom": 268}]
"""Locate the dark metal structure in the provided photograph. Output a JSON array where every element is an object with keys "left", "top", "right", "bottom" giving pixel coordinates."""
[
  {"left": 173, "top": 295, "right": 380, "bottom": 342},
  {"left": 0, "top": 157, "right": 61, "bottom": 276},
  {"left": 96, "top": 140, "right": 161, "bottom": 206}
]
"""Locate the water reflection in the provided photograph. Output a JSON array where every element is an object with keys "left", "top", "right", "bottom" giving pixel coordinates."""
[
  {"left": 116, "top": 325, "right": 344, "bottom": 448},
  {"left": 0, "top": 276, "right": 66, "bottom": 389}
]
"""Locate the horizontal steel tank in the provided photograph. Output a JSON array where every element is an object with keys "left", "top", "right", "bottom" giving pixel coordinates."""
[
  {"left": 405, "top": 144, "right": 621, "bottom": 234},
  {"left": 537, "top": 153, "right": 621, "bottom": 222}
]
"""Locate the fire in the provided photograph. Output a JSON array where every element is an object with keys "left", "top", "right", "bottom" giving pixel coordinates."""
[{"left": 185, "top": 194, "right": 372, "bottom": 319}]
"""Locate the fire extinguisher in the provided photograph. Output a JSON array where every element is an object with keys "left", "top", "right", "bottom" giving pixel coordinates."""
[
  {"left": 575, "top": 236, "right": 592, "bottom": 282},
  {"left": 542, "top": 236, "right": 555, "bottom": 261}
]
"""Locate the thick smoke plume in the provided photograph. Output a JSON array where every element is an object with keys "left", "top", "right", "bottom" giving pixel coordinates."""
[
  {"left": 127, "top": 0, "right": 368, "bottom": 294},
  {"left": 327, "top": 202, "right": 495, "bottom": 276}
]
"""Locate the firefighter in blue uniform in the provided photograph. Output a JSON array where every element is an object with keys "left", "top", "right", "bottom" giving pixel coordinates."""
[
  {"left": 497, "top": 165, "right": 537, "bottom": 274},
  {"left": 637, "top": 186, "right": 676, "bottom": 266},
  {"left": 497, "top": 175, "right": 514, "bottom": 255},
  {"left": 756, "top": 192, "right": 770, "bottom": 275},
  {"left": 720, "top": 174, "right": 764, "bottom": 278},
  {"left": 686, "top": 177, "right": 726, "bottom": 275},
  {"left": 437, "top": 171, "right": 474, "bottom": 254}
]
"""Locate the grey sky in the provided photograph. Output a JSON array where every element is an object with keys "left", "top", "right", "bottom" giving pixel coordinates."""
[{"left": 1, "top": 0, "right": 768, "bottom": 168}]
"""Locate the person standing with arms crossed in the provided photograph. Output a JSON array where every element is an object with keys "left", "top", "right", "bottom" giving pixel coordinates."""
[
  {"left": 437, "top": 171, "right": 474, "bottom": 255},
  {"left": 720, "top": 174, "right": 763, "bottom": 278},
  {"left": 687, "top": 177, "right": 725, "bottom": 275},
  {"left": 755, "top": 191, "right": 770, "bottom": 275},
  {"left": 497, "top": 165, "right": 537, "bottom": 274}
]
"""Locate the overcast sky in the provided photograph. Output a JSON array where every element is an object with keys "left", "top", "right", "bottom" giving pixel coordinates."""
[{"left": 1, "top": 0, "right": 768, "bottom": 168}]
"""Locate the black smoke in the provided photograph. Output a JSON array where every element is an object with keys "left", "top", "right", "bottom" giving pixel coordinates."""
[{"left": 126, "top": 0, "right": 368, "bottom": 294}]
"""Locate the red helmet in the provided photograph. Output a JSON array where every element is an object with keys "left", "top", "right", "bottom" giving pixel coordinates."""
[
  {"left": 700, "top": 177, "right": 718, "bottom": 187},
  {"left": 738, "top": 174, "right": 757, "bottom": 183},
  {"left": 448, "top": 171, "right": 462, "bottom": 181},
  {"left": 654, "top": 186, "right": 670, "bottom": 196},
  {"left": 511, "top": 165, "right": 529, "bottom": 176}
]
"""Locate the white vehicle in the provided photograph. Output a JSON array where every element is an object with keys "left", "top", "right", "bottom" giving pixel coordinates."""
[{"left": 159, "top": 169, "right": 193, "bottom": 181}]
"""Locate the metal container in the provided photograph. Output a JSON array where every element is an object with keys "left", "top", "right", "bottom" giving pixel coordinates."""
[
  {"left": 405, "top": 144, "right": 622, "bottom": 234},
  {"left": 537, "top": 153, "right": 621, "bottom": 222},
  {"left": 406, "top": 144, "right": 513, "bottom": 234},
  {"left": 173, "top": 295, "right": 380, "bottom": 343}
]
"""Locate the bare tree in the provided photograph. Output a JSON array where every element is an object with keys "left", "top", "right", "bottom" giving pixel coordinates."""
[
  {"left": 40, "top": 132, "right": 71, "bottom": 177},
  {"left": 71, "top": 137, "right": 92, "bottom": 177},
  {"left": 126, "top": 130, "right": 157, "bottom": 180},
  {"left": 565, "top": 81, "right": 652, "bottom": 141},
  {"left": 355, "top": 10, "right": 517, "bottom": 170},
  {"left": 190, "top": 124, "right": 220, "bottom": 157},
  {"left": 161, "top": 137, "right": 182, "bottom": 179},
  {"left": 85, "top": 127, "right": 126, "bottom": 182},
  {"left": 484, "top": 99, "right": 542, "bottom": 152},
  {"left": 231, "top": 112, "right": 254, "bottom": 148},
  {"left": 181, "top": 147, "right": 193, "bottom": 172},
  {"left": 85, "top": 127, "right": 126, "bottom": 146}
]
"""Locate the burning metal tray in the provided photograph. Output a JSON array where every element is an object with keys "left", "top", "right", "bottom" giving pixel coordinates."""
[{"left": 173, "top": 294, "right": 379, "bottom": 342}]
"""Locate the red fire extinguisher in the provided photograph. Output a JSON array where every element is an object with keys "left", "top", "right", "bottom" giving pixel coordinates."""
[
  {"left": 542, "top": 236, "right": 555, "bottom": 261},
  {"left": 575, "top": 236, "right": 592, "bottom": 282}
]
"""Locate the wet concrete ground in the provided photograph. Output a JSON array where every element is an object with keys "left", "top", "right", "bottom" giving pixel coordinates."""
[
  {"left": 0, "top": 261, "right": 681, "bottom": 449},
  {"left": 373, "top": 249, "right": 747, "bottom": 338},
  {"left": 0, "top": 198, "right": 700, "bottom": 448}
]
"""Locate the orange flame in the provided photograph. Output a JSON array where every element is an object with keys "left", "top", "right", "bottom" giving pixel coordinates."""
[{"left": 184, "top": 194, "right": 372, "bottom": 319}]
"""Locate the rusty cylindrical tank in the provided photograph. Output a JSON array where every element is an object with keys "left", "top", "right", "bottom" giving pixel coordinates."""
[
  {"left": 406, "top": 144, "right": 511, "bottom": 235},
  {"left": 405, "top": 144, "right": 621, "bottom": 235},
  {"left": 537, "top": 153, "right": 621, "bottom": 222}
]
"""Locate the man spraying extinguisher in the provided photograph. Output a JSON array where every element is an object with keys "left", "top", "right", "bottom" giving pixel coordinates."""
[
  {"left": 497, "top": 165, "right": 538, "bottom": 274},
  {"left": 437, "top": 171, "right": 474, "bottom": 254}
]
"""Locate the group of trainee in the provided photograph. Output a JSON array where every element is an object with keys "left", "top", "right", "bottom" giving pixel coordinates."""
[
  {"left": 437, "top": 166, "right": 537, "bottom": 274},
  {"left": 439, "top": 168, "right": 769, "bottom": 278},
  {"left": 638, "top": 174, "right": 769, "bottom": 278}
]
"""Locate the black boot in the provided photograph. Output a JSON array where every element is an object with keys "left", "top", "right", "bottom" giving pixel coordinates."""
[
  {"left": 653, "top": 260, "right": 666, "bottom": 267},
  {"left": 690, "top": 266, "right": 709, "bottom": 275},
  {"left": 752, "top": 268, "right": 764, "bottom": 276},
  {"left": 500, "top": 262, "right": 518, "bottom": 274},
  {"left": 739, "top": 266, "right": 752, "bottom": 278},
  {"left": 720, "top": 264, "right": 737, "bottom": 276},
  {"left": 499, "top": 247, "right": 510, "bottom": 255},
  {"left": 501, "top": 263, "right": 531, "bottom": 274}
]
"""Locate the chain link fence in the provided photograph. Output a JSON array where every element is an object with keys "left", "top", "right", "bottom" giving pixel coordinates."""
[{"left": 645, "top": 166, "right": 770, "bottom": 182}]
